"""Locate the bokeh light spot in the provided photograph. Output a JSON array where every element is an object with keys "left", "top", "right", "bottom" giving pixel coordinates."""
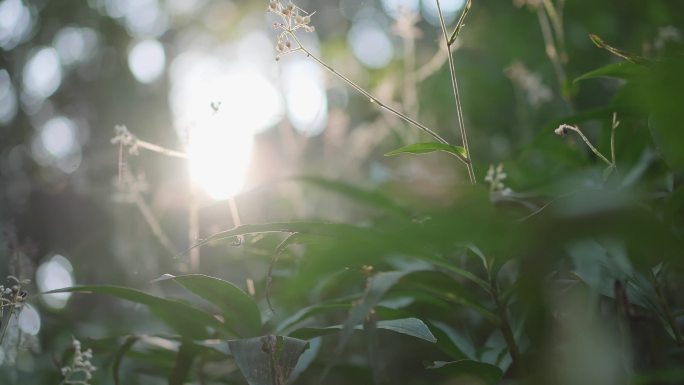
[
  {"left": 0, "top": 69, "right": 18, "bottom": 125},
  {"left": 128, "top": 39, "right": 166, "bottom": 84},
  {"left": 36, "top": 254, "right": 75, "bottom": 309},
  {"left": 348, "top": 20, "right": 394, "bottom": 69},
  {"left": 282, "top": 59, "right": 328, "bottom": 137},
  {"left": 23, "top": 47, "right": 63, "bottom": 100},
  {"left": 18, "top": 304, "right": 41, "bottom": 335}
]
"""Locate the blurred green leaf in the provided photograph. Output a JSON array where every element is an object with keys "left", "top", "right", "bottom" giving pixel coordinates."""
[
  {"left": 154, "top": 274, "right": 261, "bottom": 337},
  {"left": 293, "top": 175, "right": 410, "bottom": 217},
  {"left": 384, "top": 142, "right": 468, "bottom": 160},
  {"left": 428, "top": 321, "right": 476, "bottom": 360},
  {"left": 228, "top": 335, "right": 309, "bottom": 385},
  {"left": 575, "top": 62, "right": 645, "bottom": 82},
  {"left": 113, "top": 336, "right": 140, "bottom": 385},
  {"left": 45, "top": 286, "right": 226, "bottom": 339},
  {"left": 427, "top": 359, "right": 503, "bottom": 385}
]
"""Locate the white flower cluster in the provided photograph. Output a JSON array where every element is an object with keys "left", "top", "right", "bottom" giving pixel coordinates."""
[
  {"left": 268, "top": 0, "right": 315, "bottom": 59},
  {"left": 0, "top": 276, "right": 28, "bottom": 312},
  {"left": 61, "top": 339, "right": 97, "bottom": 384},
  {"left": 484, "top": 163, "right": 508, "bottom": 192},
  {"left": 110, "top": 125, "right": 140, "bottom": 155},
  {"left": 505, "top": 61, "right": 552, "bottom": 107}
]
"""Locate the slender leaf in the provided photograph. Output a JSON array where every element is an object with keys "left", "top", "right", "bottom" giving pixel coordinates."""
[
  {"left": 290, "top": 317, "right": 437, "bottom": 343},
  {"left": 154, "top": 274, "right": 261, "bottom": 337},
  {"left": 575, "top": 62, "right": 645, "bottom": 82},
  {"left": 45, "top": 286, "right": 226, "bottom": 339},
  {"left": 385, "top": 142, "right": 468, "bottom": 160}
]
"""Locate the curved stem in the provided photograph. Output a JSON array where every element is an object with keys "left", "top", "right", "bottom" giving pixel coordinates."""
[
  {"left": 558, "top": 124, "right": 612, "bottom": 166},
  {"left": 289, "top": 33, "right": 469, "bottom": 165},
  {"left": 436, "top": 0, "right": 476, "bottom": 183}
]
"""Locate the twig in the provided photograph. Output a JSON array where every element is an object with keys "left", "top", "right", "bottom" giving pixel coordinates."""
[
  {"left": 228, "top": 196, "right": 244, "bottom": 246},
  {"left": 555, "top": 124, "right": 612, "bottom": 166},
  {"left": 536, "top": 5, "right": 567, "bottom": 95},
  {"left": 611, "top": 112, "right": 619, "bottom": 165},
  {"left": 111, "top": 125, "right": 188, "bottom": 160},
  {"left": 436, "top": 0, "right": 476, "bottom": 183},
  {"left": 490, "top": 278, "right": 526, "bottom": 376},
  {"left": 447, "top": 0, "right": 472, "bottom": 46},
  {"left": 122, "top": 171, "right": 177, "bottom": 258},
  {"left": 287, "top": 35, "right": 469, "bottom": 166}
]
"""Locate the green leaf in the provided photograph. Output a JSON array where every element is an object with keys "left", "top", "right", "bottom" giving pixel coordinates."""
[
  {"left": 384, "top": 142, "right": 468, "bottom": 160},
  {"left": 373, "top": 318, "right": 436, "bottom": 342},
  {"left": 575, "top": 62, "right": 645, "bottom": 82},
  {"left": 113, "top": 336, "right": 140, "bottom": 385},
  {"left": 429, "top": 321, "right": 476, "bottom": 360},
  {"left": 293, "top": 176, "right": 410, "bottom": 217},
  {"left": 44, "top": 286, "right": 225, "bottom": 339},
  {"left": 228, "top": 335, "right": 309, "bottom": 385},
  {"left": 428, "top": 360, "right": 503, "bottom": 385},
  {"left": 154, "top": 274, "right": 261, "bottom": 338},
  {"left": 290, "top": 317, "right": 437, "bottom": 343},
  {"left": 336, "top": 271, "right": 419, "bottom": 355}
]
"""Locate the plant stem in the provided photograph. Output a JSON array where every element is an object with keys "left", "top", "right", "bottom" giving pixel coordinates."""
[
  {"left": 536, "top": 5, "right": 567, "bottom": 97},
  {"left": 558, "top": 124, "right": 612, "bottom": 166},
  {"left": 135, "top": 139, "right": 188, "bottom": 159},
  {"left": 611, "top": 112, "right": 618, "bottom": 165},
  {"left": 436, "top": 0, "right": 476, "bottom": 183},
  {"left": 447, "top": 0, "right": 472, "bottom": 46},
  {"left": 490, "top": 279, "right": 526, "bottom": 376},
  {"left": 289, "top": 34, "right": 470, "bottom": 166}
]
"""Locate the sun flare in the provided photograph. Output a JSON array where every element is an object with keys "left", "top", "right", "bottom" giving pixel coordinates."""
[{"left": 187, "top": 114, "right": 254, "bottom": 201}]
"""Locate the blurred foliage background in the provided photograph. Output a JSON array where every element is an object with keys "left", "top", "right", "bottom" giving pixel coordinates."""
[{"left": 1, "top": 0, "right": 684, "bottom": 384}]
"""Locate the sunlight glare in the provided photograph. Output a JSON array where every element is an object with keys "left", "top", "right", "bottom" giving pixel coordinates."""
[
  {"left": 188, "top": 115, "right": 254, "bottom": 200},
  {"left": 282, "top": 59, "right": 328, "bottom": 136},
  {"left": 170, "top": 49, "right": 284, "bottom": 199}
]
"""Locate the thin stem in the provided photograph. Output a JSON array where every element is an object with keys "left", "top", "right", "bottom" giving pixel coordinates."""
[
  {"left": 536, "top": 5, "right": 567, "bottom": 95},
  {"left": 490, "top": 278, "right": 526, "bottom": 376},
  {"left": 228, "top": 196, "right": 244, "bottom": 246},
  {"left": 134, "top": 139, "right": 189, "bottom": 159},
  {"left": 436, "top": 0, "right": 476, "bottom": 183},
  {"left": 541, "top": 0, "right": 566, "bottom": 60},
  {"left": 611, "top": 112, "right": 618, "bottom": 165},
  {"left": 447, "top": 0, "right": 472, "bottom": 46},
  {"left": 557, "top": 124, "right": 612, "bottom": 166},
  {"left": 189, "top": 186, "right": 200, "bottom": 271},
  {"left": 402, "top": 31, "right": 418, "bottom": 120},
  {"left": 125, "top": 172, "right": 177, "bottom": 258},
  {"left": 289, "top": 33, "right": 470, "bottom": 166}
]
